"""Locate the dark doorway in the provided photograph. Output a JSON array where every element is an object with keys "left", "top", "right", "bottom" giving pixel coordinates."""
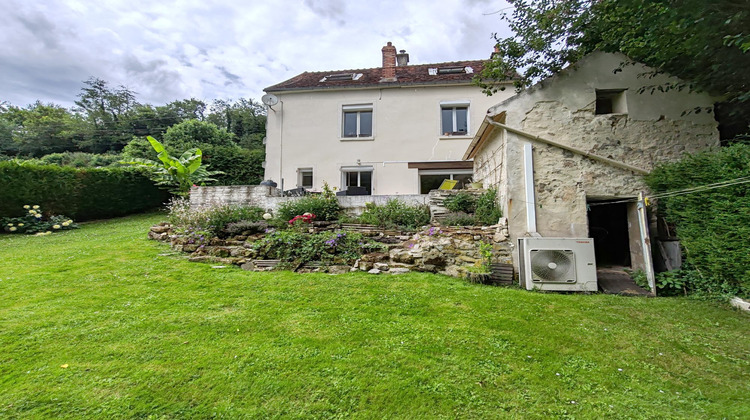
[{"left": 587, "top": 199, "right": 631, "bottom": 267}]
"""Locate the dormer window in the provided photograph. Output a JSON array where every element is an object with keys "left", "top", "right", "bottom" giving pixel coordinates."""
[
  {"left": 320, "top": 73, "right": 363, "bottom": 82},
  {"left": 429, "top": 66, "right": 474, "bottom": 75}
]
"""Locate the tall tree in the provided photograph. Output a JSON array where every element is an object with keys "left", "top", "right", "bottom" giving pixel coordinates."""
[
  {"left": 479, "top": 0, "right": 750, "bottom": 138},
  {"left": 206, "top": 98, "right": 266, "bottom": 149},
  {"left": 74, "top": 77, "right": 140, "bottom": 152},
  {"left": 5, "top": 102, "right": 83, "bottom": 157}
]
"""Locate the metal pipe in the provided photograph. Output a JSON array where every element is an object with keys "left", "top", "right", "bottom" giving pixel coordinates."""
[{"left": 523, "top": 142, "right": 537, "bottom": 233}]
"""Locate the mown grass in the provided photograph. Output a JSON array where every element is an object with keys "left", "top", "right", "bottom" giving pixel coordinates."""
[{"left": 0, "top": 212, "right": 748, "bottom": 419}]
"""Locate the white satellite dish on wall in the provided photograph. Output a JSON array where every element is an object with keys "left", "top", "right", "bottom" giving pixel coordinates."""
[{"left": 261, "top": 93, "right": 279, "bottom": 106}]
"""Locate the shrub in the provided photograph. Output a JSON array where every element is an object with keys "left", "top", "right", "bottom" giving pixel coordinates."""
[
  {"left": 441, "top": 189, "right": 501, "bottom": 226},
  {"left": 202, "top": 145, "right": 264, "bottom": 185},
  {"left": 277, "top": 184, "right": 341, "bottom": 222},
  {"left": 162, "top": 120, "right": 236, "bottom": 150},
  {"left": 35, "top": 152, "right": 124, "bottom": 168},
  {"left": 357, "top": 200, "right": 431, "bottom": 229},
  {"left": 645, "top": 143, "right": 750, "bottom": 298},
  {"left": 253, "top": 230, "right": 382, "bottom": 266},
  {"left": 167, "top": 198, "right": 265, "bottom": 237},
  {"left": 443, "top": 191, "right": 477, "bottom": 213},
  {"left": 222, "top": 221, "right": 269, "bottom": 236},
  {"left": 475, "top": 188, "right": 503, "bottom": 225},
  {"left": 2, "top": 204, "right": 78, "bottom": 234},
  {"left": 441, "top": 212, "right": 478, "bottom": 226},
  {"left": 123, "top": 119, "right": 266, "bottom": 187},
  {"left": 0, "top": 162, "right": 169, "bottom": 221}
]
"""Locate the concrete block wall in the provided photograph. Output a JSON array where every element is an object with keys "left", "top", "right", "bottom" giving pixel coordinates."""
[{"left": 189, "top": 185, "right": 427, "bottom": 216}]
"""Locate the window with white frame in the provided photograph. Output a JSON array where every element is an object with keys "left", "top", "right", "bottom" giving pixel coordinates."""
[
  {"left": 341, "top": 166, "right": 373, "bottom": 195},
  {"left": 342, "top": 104, "right": 373, "bottom": 138},
  {"left": 418, "top": 169, "right": 473, "bottom": 194},
  {"left": 440, "top": 102, "right": 469, "bottom": 136},
  {"left": 298, "top": 168, "right": 313, "bottom": 189}
]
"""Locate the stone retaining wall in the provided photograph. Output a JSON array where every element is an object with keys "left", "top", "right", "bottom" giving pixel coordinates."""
[{"left": 149, "top": 218, "right": 513, "bottom": 279}]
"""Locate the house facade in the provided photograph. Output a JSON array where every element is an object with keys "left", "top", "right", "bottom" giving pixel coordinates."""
[
  {"left": 263, "top": 42, "right": 513, "bottom": 195},
  {"left": 464, "top": 52, "right": 719, "bottom": 273}
]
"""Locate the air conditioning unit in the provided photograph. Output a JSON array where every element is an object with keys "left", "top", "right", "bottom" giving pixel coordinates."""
[{"left": 518, "top": 237, "right": 598, "bottom": 292}]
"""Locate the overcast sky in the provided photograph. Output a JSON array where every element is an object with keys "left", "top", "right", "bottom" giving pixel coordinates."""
[{"left": 0, "top": 0, "right": 513, "bottom": 109}]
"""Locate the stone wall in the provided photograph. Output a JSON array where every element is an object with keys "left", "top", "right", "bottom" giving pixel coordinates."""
[
  {"left": 472, "top": 52, "right": 720, "bottom": 272},
  {"left": 149, "top": 219, "right": 513, "bottom": 280},
  {"left": 189, "top": 185, "right": 427, "bottom": 216}
]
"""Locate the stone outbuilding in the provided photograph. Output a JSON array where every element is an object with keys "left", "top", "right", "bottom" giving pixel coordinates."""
[{"left": 464, "top": 51, "right": 719, "bottom": 277}]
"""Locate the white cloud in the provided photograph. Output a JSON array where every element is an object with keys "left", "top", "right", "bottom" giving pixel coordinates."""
[{"left": 0, "top": 0, "right": 512, "bottom": 108}]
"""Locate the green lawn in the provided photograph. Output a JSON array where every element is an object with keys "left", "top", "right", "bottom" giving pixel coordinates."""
[{"left": 0, "top": 213, "right": 748, "bottom": 419}]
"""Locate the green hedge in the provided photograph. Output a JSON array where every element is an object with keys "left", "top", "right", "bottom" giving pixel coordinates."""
[
  {"left": 0, "top": 162, "right": 170, "bottom": 221},
  {"left": 645, "top": 143, "right": 750, "bottom": 298}
]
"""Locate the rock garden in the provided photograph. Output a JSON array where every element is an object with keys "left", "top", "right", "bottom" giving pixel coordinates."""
[{"left": 149, "top": 187, "right": 514, "bottom": 283}]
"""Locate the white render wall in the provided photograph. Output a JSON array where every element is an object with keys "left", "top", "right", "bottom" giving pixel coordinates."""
[
  {"left": 264, "top": 83, "right": 513, "bottom": 195},
  {"left": 473, "top": 52, "right": 719, "bottom": 253},
  {"left": 188, "top": 185, "right": 426, "bottom": 216}
]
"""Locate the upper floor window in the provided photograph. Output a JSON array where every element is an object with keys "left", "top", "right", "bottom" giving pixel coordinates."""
[
  {"left": 441, "top": 102, "right": 469, "bottom": 136},
  {"left": 595, "top": 89, "right": 627, "bottom": 114},
  {"left": 342, "top": 104, "right": 373, "bottom": 138}
]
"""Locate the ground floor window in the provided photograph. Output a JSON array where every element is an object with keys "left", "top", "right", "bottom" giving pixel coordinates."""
[
  {"left": 298, "top": 168, "right": 313, "bottom": 189},
  {"left": 341, "top": 166, "right": 373, "bottom": 195},
  {"left": 419, "top": 170, "right": 472, "bottom": 194}
]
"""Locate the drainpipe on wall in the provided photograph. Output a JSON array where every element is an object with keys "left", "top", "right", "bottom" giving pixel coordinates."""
[
  {"left": 275, "top": 100, "right": 284, "bottom": 195},
  {"left": 522, "top": 141, "right": 539, "bottom": 235}
]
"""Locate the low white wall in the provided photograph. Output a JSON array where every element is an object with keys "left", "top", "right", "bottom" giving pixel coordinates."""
[{"left": 189, "top": 185, "right": 427, "bottom": 216}]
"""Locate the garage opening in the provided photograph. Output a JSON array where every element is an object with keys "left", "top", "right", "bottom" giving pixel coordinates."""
[{"left": 587, "top": 199, "right": 632, "bottom": 267}]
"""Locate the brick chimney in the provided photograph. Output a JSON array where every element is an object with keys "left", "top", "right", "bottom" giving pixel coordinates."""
[{"left": 381, "top": 42, "right": 397, "bottom": 82}]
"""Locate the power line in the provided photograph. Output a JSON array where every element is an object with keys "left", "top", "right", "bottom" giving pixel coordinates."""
[{"left": 587, "top": 175, "right": 750, "bottom": 207}]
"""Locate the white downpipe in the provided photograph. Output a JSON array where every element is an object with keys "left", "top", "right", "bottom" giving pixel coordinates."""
[{"left": 523, "top": 141, "right": 537, "bottom": 234}]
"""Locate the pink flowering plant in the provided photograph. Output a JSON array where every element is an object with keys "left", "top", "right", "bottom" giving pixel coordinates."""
[
  {"left": 288, "top": 213, "right": 316, "bottom": 225},
  {"left": 2, "top": 205, "right": 78, "bottom": 234}
]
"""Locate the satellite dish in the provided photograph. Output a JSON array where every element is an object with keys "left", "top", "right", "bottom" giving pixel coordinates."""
[{"left": 261, "top": 93, "right": 279, "bottom": 106}]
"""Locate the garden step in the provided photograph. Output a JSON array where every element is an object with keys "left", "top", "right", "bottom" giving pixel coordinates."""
[
  {"left": 488, "top": 263, "right": 514, "bottom": 285},
  {"left": 253, "top": 259, "right": 280, "bottom": 268}
]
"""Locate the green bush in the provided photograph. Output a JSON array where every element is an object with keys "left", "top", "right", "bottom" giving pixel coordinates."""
[
  {"left": 475, "top": 188, "right": 502, "bottom": 225},
  {"left": 202, "top": 145, "right": 264, "bottom": 185},
  {"left": 162, "top": 119, "right": 235, "bottom": 150},
  {"left": 34, "top": 152, "right": 124, "bottom": 168},
  {"left": 253, "top": 230, "right": 383, "bottom": 266},
  {"left": 441, "top": 189, "right": 501, "bottom": 226},
  {"left": 357, "top": 200, "right": 431, "bottom": 229},
  {"left": 167, "top": 198, "right": 265, "bottom": 237},
  {"left": 0, "top": 162, "right": 169, "bottom": 221},
  {"left": 277, "top": 186, "right": 341, "bottom": 222},
  {"left": 441, "top": 212, "right": 478, "bottom": 226},
  {"left": 444, "top": 191, "right": 477, "bottom": 213},
  {"left": 122, "top": 121, "right": 266, "bottom": 187},
  {"left": 645, "top": 143, "right": 750, "bottom": 298},
  {"left": 2, "top": 204, "right": 78, "bottom": 234}
]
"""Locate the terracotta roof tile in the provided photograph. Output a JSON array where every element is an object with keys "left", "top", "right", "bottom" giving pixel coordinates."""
[{"left": 265, "top": 60, "right": 489, "bottom": 92}]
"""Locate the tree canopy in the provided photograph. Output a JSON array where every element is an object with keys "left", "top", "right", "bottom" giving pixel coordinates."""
[
  {"left": 0, "top": 80, "right": 266, "bottom": 158},
  {"left": 479, "top": 0, "right": 750, "bottom": 138}
]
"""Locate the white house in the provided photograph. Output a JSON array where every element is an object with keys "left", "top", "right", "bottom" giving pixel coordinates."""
[
  {"left": 263, "top": 42, "right": 514, "bottom": 195},
  {"left": 464, "top": 51, "right": 719, "bottom": 274}
]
